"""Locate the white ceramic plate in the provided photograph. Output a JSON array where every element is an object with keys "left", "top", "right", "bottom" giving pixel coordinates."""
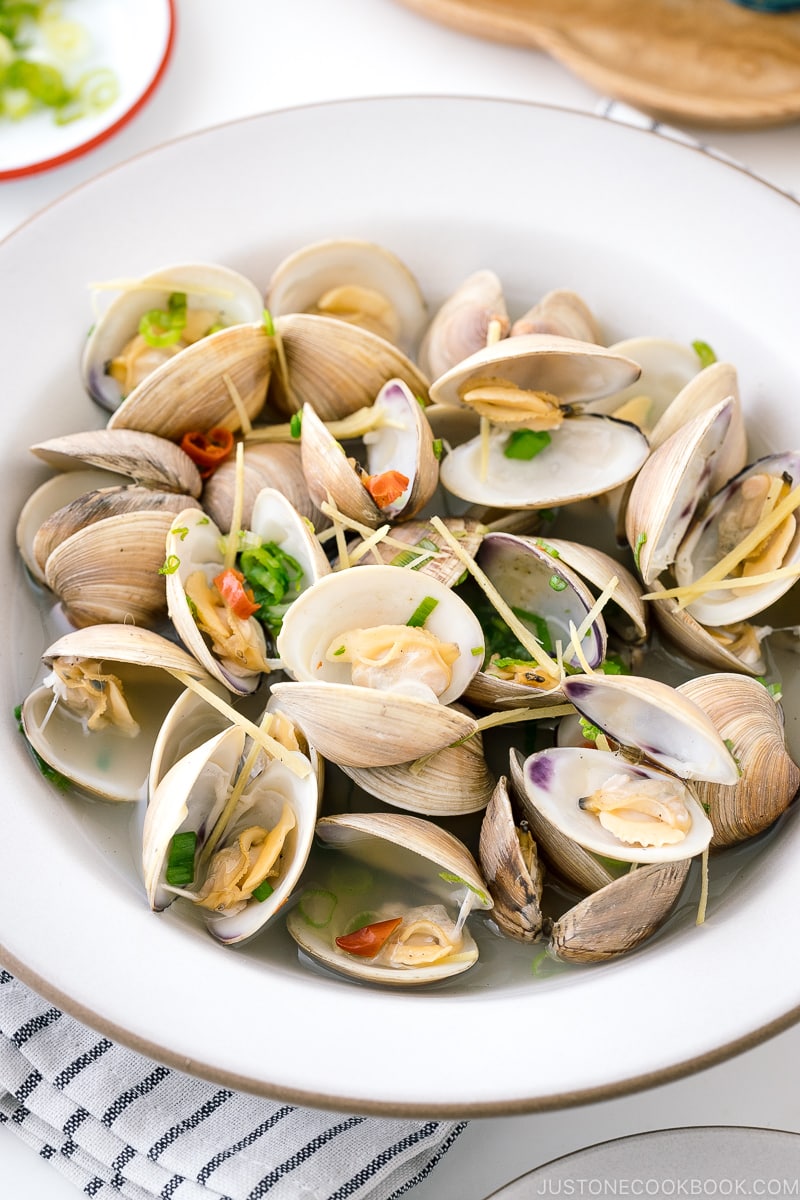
[
  {"left": 2, "top": 97, "right": 799, "bottom": 1116},
  {"left": 0, "top": 0, "right": 174, "bottom": 180},
  {"left": 486, "top": 1127, "right": 800, "bottom": 1198}
]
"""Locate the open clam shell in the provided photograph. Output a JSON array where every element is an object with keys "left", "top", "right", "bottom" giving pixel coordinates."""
[
  {"left": 143, "top": 724, "right": 318, "bottom": 946},
  {"left": 673, "top": 451, "right": 800, "bottom": 627},
  {"left": 21, "top": 625, "right": 213, "bottom": 802},
  {"left": 266, "top": 238, "right": 428, "bottom": 355},
  {"left": 593, "top": 336, "right": 701, "bottom": 428},
  {"left": 562, "top": 673, "right": 740, "bottom": 785},
  {"left": 522, "top": 746, "right": 714, "bottom": 865},
  {"left": 272, "top": 564, "right": 484, "bottom": 766},
  {"left": 542, "top": 538, "right": 649, "bottom": 644},
  {"left": 439, "top": 413, "right": 649, "bottom": 511},
  {"left": 300, "top": 380, "right": 439, "bottom": 526},
  {"left": 429, "top": 332, "right": 641, "bottom": 413},
  {"left": 285, "top": 810, "right": 491, "bottom": 986},
  {"left": 82, "top": 262, "right": 265, "bottom": 413},
  {"left": 625, "top": 397, "right": 735, "bottom": 585},
  {"left": 201, "top": 442, "right": 324, "bottom": 533}
]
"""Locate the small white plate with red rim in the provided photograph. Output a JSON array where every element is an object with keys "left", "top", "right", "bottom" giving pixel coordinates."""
[{"left": 0, "top": 0, "right": 175, "bottom": 181}]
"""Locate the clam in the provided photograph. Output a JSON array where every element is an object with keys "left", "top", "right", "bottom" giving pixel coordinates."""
[
  {"left": 652, "top": 598, "right": 770, "bottom": 677},
  {"left": 594, "top": 336, "right": 702, "bottom": 428},
  {"left": 31, "top": 486, "right": 202, "bottom": 585},
  {"left": 107, "top": 321, "right": 273, "bottom": 440},
  {"left": 143, "top": 722, "right": 318, "bottom": 945},
  {"left": 462, "top": 531, "right": 606, "bottom": 711},
  {"left": 522, "top": 746, "right": 714, "bottom": 865},
  {"left": 266, "top": 313, "right": 430, "bottom": 421},
  {"left": 536, "top": 537, "right": 649, "bottom": 644},
  {"left": 30, "top": 429, "right": 203, "bottom": 497},
  {"left": 21, "top": 625, "right": 213, "bottom": 802},
  {"left": 339, "top": 705, "right": 495, "bottom": 816},
  {"left": 672, "top": 452, "right": 800, "bottom": 627},
  {"left": 16, "top": 468, "right": 128, "bottom": 584},
  {"left": 510, "top": 289, "right": 601, "bottom": 344},
  {"left": 266, "top": 238, "right": 428, "bottom": 354},
  {"left": 165, "top": 488, "right": 329, "bottom": 695},
  {"left": 299, "top": 379, "right": 439, "bottom": 527},
  {"left": 677, "top": 674, "right": 800, "bottom": 847},
  {"left": 548, "top": 858, "right": 691, "bottom": 964},
  {"left": 418, "top": 269, "right": 510, "bottom": 380},
  {"left": 351, "top": 514, "right": 485, "bottom": 588},
  {"left": 648, "top": 360, "right": 747, "bottom": 492},
  {"left": 478, "top": 774, "right": 544, "bottom": 941},
  {"left": 508, "top": 747, "right": 616, "bottom": 894},
  {"left": 272, "top": 564, "right": 484, "bottom": 766},
  {"left": 82, "top": 262, "right": 265, "bottom": 413},
  {"left": 201, "top": 442, "right": 324, "bottom": 532},
  {"left": 285, "top": 811, "right": 492, "bottom": 985},
  {"left": 561, "top": 673, "right": 740, "bottom": 786},
  {"left": 625, "top": 397, "right": 736, "bottom": 586},
  {"left": 44, "top": 509, "right": 175, "bottom": 628}
]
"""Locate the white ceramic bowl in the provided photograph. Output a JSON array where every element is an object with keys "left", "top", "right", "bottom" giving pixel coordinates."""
[{"left": 2, "top": 97, "right": 799, "bottom": 1116}]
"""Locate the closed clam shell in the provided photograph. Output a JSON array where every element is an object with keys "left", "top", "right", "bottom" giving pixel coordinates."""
[
  {"left": 16, "top": 468, "right": 128, "bottom": 584},
  {"left": 648, "top": 361, "right": 747, "bottom": 492},
  {"left": 510, "top": 289, "right": 601, "bottom": 343},
  {"left": 549, "top": 858, "right": 691, "bottom": 964},
  {"left": 354, "top": 515, "right": 485, "bottom": 589},
  {"left": 32, "top": 486, "right": 201, "bottom": 581},
  {"left": 267, "top": 237, "right": 428, "bottom": 355},
  {"left": 268, "top": 312, "right": 430, "bottom": 421},
  {"left": 82, "top": 262, "right": 265, "bottom": 412},
  {"left": 31, "top": 429, "right": 203, "bottom": 497},
  {"left": 418, "top": 269, "right": 510, "bottom": 380},
  {"left": 625, "top": 397, "right": 734, "bottom": 585},
  {"left": 107, "top": 322, "right": 272, "bottom": 440},
  {"left": 677, "top": 674, "right": 800, "bottom": 847},
  {"left": 339, "top": 706, "right": 495, "bottom": 816},
  {"left": 478, "top": 775, "right": 544, "bottom": 942},
  {"left": 201, "top": 442, "right": 324, "bottom": 532},
  {"left": 22, "top": 625, "right": 213, "bottom": 802},
  {"left": 44, "top": 510, "right": 174, "bottom": 627}
]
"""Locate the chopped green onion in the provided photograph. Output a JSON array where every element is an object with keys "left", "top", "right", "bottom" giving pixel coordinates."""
[
  {"left": 407, "top": 595, "right": 438, "bottom": 627},
  {"left": 298, "top": 888, "right": 337, "bottom": 928},
  {"left": 633, "top": 531, "right": 647, "bottom": 572},
  {"left": 158, "top": 554, "right": 180, "bottom": 575},
  {"left": 599, "top": 654, "right": 629, "bottom": 675},
  {"left": 578, "top": 716, "right": 602, "bottom": 743},
  {"left": 692, "top": 340, "right": 717, "bottom": 368},
  {"left": 534, "top": 538, "right": 559, "bottom": 557},
  {"left": 503, "top": 429, "right": 552, "bottom": 460},
  {"left": 548, "top": 574, "right": 567, "bottom": 592},
  {"left": 165, "top": 831, "right": 197, "bottom": 886},
  {"left": 390, "top": 536, "right": 439, "bottom": 571},
  {"left": 342, "top": 910, "right": 380, "bottom": 936},
  {"left": 438, "top": 871, "right": 489, "bottom": 905},
  {"left": 262, "top": 309, "right": 275, "bottom": 335},
  {"left": 289, "top": 411, "right": 302, "bottom": 439},
  {"left": 252, "top": 878, "right": 274, "bottom": 902},
  {"left": 471, "top": 645, "right": 484, "bottom": 656},
  {"left": 170, "top": 526, "right": 189, "bottom": 540},
  {"left": 432, "top": 438, "right": 443, "bottom": 460},
  {"left": 139, "top": 292, "right": 187, "bottom": 348},
  {"left": 333, "top": 645, "right": 346, "bottom": 656},
  {"left": 238, "top": 540, "right": 305, "bottom": 635}
]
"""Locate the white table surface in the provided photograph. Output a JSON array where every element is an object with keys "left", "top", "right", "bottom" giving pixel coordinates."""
[{"left": 2, "top": 1, "right": 800, "bottom": 1195}]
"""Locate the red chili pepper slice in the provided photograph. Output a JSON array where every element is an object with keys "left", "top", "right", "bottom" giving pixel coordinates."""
[
  {"left": 213, "top": 567, "right": 260, "bottom": 619},
  {"left": 335, "top": 916, "right": 403, "bottom": 958},
  {"left": 180, "top": 427, "right": 235, "bottom": 478},
  {"left": 362, "top": 469, "right": 410, "bottom": 509}
]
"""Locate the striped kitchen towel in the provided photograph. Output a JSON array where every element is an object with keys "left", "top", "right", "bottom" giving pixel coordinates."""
[{"left": 0, "top": 971, "right": 467, "bottom": 1200}]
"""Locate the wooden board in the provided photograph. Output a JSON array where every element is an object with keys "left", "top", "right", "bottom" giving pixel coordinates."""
[{"left": 393, "top": 0, "right": 800, "bottom": 127}]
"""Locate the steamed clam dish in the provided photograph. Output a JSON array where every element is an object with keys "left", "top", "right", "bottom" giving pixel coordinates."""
[{"left": 14, "top": 240, "right": 800, "bottom": 991}]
